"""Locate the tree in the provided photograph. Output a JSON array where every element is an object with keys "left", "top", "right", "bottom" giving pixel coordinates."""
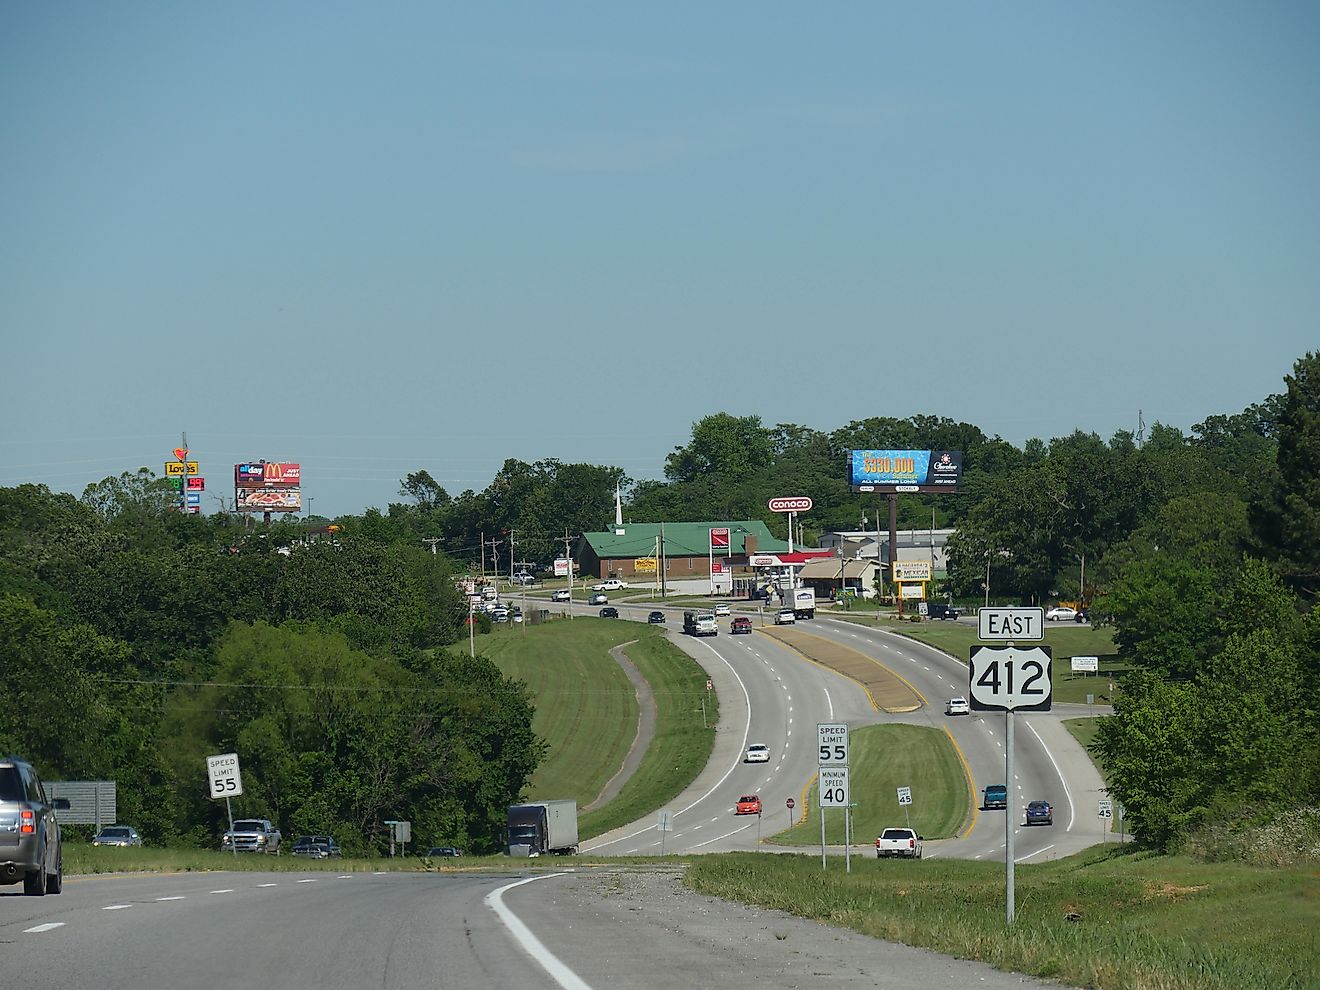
[
  {"left": 664, "top": 414, "right": 774, "bottom": 483},
  {"left": 1253, "top": 352, "right": 1320, "bottom": 599},
  {"left": 399, "top": 470, "right": 450, "bottom": 511}
]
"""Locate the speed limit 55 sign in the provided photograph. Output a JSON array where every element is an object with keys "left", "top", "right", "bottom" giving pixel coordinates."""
[
  {"left": 968, "top": 645, "right": 1052, "bottom": 712},
  {"left": 206, "top": 752, "right": 244, "bottom": 799}
]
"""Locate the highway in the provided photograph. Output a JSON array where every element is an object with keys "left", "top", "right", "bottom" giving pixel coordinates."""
[
  {"left": 0, "top": 868, "right": 1062, "bottom": 990},
  {"left": 565, "top": 597, "right": 1110, "bottom": 862}
]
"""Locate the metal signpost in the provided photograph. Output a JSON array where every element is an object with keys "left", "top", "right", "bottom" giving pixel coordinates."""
[
  {"left": 657, "top": 810, "right": 673, "bottom": 854},
  {"left": 969, "top": 631, "right": 1052, "bottom": 925},
  {"left": 206, "top": 753, "right": 243, "bottom": 857},
  {"left": 786, "top": 797, "right": 795, "bottom": 832},
  {"left": 1098, "top": 799, "right": 1113, "bottom": 843},
  {"left": 818, "top": 768, "right": 849, "bottom": 870}
]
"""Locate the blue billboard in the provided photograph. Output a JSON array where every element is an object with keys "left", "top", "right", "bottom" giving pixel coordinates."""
[{"left": 849, "top": 450, "right": 963, "bottom": 492}]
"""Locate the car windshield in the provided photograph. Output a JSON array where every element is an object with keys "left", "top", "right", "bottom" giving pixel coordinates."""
[
  {"left": 739, "top": 796, "right": 757, "bottom": 803},
  {"left": 100, "top": 828, "right": 131, "bottom": 838},
  {"left": 881, "top": 829, "right": 910, "bottom": 840},
  {"left": 232, "top": 820, "right": 266, "bottom": 830}
]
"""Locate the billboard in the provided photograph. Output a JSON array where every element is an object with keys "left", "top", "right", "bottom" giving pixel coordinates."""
[
  {"left": 634, "top": 557, "right": 657, "bottom": 573},
  {"left": 235, "top": 461, "right": 303, "bottom": 513},
  {"left": 236, "top": 487, "right": 302, "bottom": 512},
  {"left": 848, "top": 450, "right": 963, "bottom": 493}
]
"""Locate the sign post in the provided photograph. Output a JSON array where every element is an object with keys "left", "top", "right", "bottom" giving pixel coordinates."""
[
  {"left": 206, "top": 753, "right": 243, "bottom": 857},
  {"left": 969, "top": 636, "right": 1051, "bottom": 925},
  {"left": 816, "top": 721, "right": 848, "bottom": 869},
  {"left": 1098, "top": 799, "right": 1113, "bottom": 843},
  {"left": 786, "top": 796, "right": 795, "bottom": 831}
]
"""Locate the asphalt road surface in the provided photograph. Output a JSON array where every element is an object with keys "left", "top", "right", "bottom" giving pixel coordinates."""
[{"left": 1, "top": 868, "right": 1067, "bottom": 990}]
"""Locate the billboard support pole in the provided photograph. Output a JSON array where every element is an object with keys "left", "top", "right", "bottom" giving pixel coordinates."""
[{"left": 889, "top": 495, "right": 901, "bottom": 617}]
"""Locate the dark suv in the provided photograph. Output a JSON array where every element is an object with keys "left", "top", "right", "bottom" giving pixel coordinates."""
[{"left": 0, "top": 756, "right": 70, "bottom": 895}]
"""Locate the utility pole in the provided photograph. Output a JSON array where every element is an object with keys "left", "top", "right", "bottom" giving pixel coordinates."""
[
  {"left": 659, "top": 522, "right": 667, "bottom": 599},
  {"left": 889, "top": 495, "right": 901, "bottom": 618},
  {"left": 560, "top": 529, "right": 576, "bottom": 619},
  {"left": 421, "top": 537, "right": 441, "bottom": 555},
  {"left": 507, "top": 528, "right": 516, "bottom": 584},
  {"left": 480, "top": 530, "right": 485, "bottom": 578}
]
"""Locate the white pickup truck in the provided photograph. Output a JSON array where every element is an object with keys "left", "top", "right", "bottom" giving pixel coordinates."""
[{"left": 875, "top": 827, "right": 923, "bottom": 859}]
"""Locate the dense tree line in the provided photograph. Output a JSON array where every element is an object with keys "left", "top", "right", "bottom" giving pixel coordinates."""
[{"left": 2, "top": 351, "right": 1316, "bottom": 856}]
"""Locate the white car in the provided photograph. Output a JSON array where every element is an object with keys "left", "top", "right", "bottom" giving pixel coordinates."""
[
  {"left": 588, "top": 593, "right": 609, "bottom": 605},
  {"left": 593, "top": 579, "right": 629, "bottom": 591},
  {"left": 744, "top": 744, "right": 770, "bottom": 764},
  {"left": 713, "top": 603, "right": 731, "bottom": 616},
  {"left": 944, "top": 696, "right": 970, "bottom": 716},
  {"left": 551, "top": 589, "right": 571, "bottom": 602},
  {"left": 1046, "top": 606, "right": 1078, "bottom": 622},
  {"left": 775, "top": 609, "right": 796, "bottom": 625}
]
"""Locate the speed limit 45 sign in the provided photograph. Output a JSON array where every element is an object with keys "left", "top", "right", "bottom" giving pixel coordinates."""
[
  {"left": 206, "top": 753, "right": 244, "bottom": 799},
  {"left": 968, "top": 645, "right": 1052, "bottom": 712}
]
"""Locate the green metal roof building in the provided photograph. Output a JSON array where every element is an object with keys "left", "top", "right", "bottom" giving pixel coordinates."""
[{"left": 578, "top": 520, "right": 789, "bottom": 581}]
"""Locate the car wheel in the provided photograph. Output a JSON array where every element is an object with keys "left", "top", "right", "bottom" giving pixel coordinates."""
[
  {"left": 46, "top": 854, "right": 62, "bottom": 895},
  {"left": 23, "top": 868, "right": 45, "bottom": 896}
]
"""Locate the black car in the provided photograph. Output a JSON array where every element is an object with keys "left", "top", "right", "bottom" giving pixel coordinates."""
[
  {"left": 926, "top": 603, "right": 962, "bottom": 621},
  {"left": 647, "top": 611, "right": 666, "bottom": 623},
  {"left": 599, "top": 607, "right": 619, "bottom": 618},
  {"left": 291, "top": 835, "right": 342, "bottom": 858}
]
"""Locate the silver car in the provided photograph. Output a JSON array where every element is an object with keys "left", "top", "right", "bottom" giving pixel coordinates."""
[
  {"left": 0, "top": 756, "right": 69, "bottom": 895},
  {"left": 93, "top": 825, "right": 143, "bottom": 847}
]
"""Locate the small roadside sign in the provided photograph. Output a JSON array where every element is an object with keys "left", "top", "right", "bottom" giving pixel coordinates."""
[
  {"left": 978, "top": 606, "right": 1044, "bottom": 641},
  {"left": 817, "top": 723, "right": 849, "bottom": 765},
  {"left": 897, "top": 786, "right": 912, "bottom": 807},
  {"left": 1098, "top": 800, "right": 1113, "bottom": 820},
  {"left": 656, "top": 810, "right": 673, "bottom": 832},
  {"left": 206, "top": 753, "right": 243, "bottom": 799},
  {"left": 1071, "top": 655, "right": 1099, "bottom": 672},
  {"left": 786, "top": 798, "right": 795, "bottom": 810},
  {"left": 918, "top": 601, "right": 929, "bottom": 616},
  {"left": 819, "top": 767, "right": 849, "bottom": 808}
]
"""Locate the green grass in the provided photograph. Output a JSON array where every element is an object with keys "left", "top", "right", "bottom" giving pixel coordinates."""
[
  {"left": 482, "top": 619, "right": 718, "bottom": 840},
  {"left": 769, "top": 724, "right": 970, "bottom": 845},
  {"left": 64, "top": 846, "right": 426, "bottom": 876},
  {"left": 685, "top": 846, "right": 1320, "bottom": 990}
]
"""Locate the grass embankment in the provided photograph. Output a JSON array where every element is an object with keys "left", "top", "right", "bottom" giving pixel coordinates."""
[
  {"left": 483, "top": 619, "right": 718, "bottom": 839},
  {"left": 64, "top": 847, "right": 424, "bottom": 876},
  {"left": 686, "top": 846, "right": 1320, "bottom": 990},
  {"left": 769, "top": 724, "right": 969, "bottom": 845}
]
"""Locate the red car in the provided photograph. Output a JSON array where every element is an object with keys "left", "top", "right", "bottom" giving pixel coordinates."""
[
  {"left": 731, "top": 616, "right": 753, "bottom": 634},
  {"left": 735, "top": 795, "right": 762, "bottom": 816}
]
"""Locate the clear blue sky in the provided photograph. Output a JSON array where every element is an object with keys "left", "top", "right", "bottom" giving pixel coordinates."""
[{"left": 3, "top": 3, "right": 1316, "bottom": 517}]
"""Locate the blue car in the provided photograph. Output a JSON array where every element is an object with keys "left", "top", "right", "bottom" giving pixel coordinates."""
[{"left": 1025, "top": 800, "right": 1053, "bottom": 826}]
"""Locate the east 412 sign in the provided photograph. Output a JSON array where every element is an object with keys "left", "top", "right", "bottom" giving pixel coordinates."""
[{"left": 968, "top": 645, "right": 1052, "bottom": 712}]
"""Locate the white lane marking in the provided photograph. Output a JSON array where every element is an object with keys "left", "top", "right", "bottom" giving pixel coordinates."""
[
  {"left": 297, "top": 879, "right": 318, "bottom": 884},
  {"left": 156, "top": 896, "right": 185, "bottom": 901},
  {"left": 337, "top": 876, "right": 352, "bottom": 879},
  {"left": 692, "top": 824, "right": 703, "bottom": 830},
  {"left": 583, "top": 637, "right": 754, "bottom": 851},
  {"left": 1023, "top": 718, "right": 1077, "bottom": 832},
  {"left": 25, "top": 923, "right": 65, "bottom": 933},
  {"left": 688, "top": 819, "right": 758, "bottom": 849},
  {"left": 1016, "top": 844, "right": 1055, "bottom": 863},
  {"left": 373, "top": 871, "right": 387, "bottom": 875},
  {"left": 258, "top": 883, "right": 278, "bottom": 888},
  {"left": 625, "top": 848, "right": 640, "bottom": 854},
  {"left": 824, "top": 686, "right": 834, "bottom": 720},
  {"left": 210, "top": 889, "right": 235, "bottom": 894},
  {"left": 104, "top": 904, "right": 133, "bottom": 910},
  {"left": 487, "top": 874, "right": 594, "bottom": 990}
]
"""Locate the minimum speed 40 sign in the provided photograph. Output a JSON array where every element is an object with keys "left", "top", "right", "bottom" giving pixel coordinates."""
[
  {"left": 968, "top": 645, "right": 1053, "bottom": 712},
  {"left": 206, "top": 753, "right": 243, "bottom": 799},
  {"left": 819, "top": 767, "right": 850, "bottom": 808}
]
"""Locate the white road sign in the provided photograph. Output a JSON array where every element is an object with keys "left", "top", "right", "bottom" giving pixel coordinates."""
[
  {"left": 817, "top": 723, "right": 849, "bottom": 765},
  {"left": 1071, "top": 655, "right": 1099, "bottom": 672},
  {"left": 969, "top": 645, "right": 1053, "bottom": 712},
  {"left": 897, "top": 786, "right": 912, "bottom": 807},
  {"left": 978, "top": 606, "right": 1044, "bottom": 641},
  {"left": 656, "top": 810, "right": 673, "bottom": 832},
  {"left": 1098, "top": 800, "right": 1113, "bottom": 820},
  {"left": 206, "top": 753, "right": 243, "bottom": 799},
  {"left": 819, "top": 767, "right": 850, "bottom": 808}
]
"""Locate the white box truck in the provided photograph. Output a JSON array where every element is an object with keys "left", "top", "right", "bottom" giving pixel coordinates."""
[{"left": 506, "top": 800, "right": 578, "bottom": 857}]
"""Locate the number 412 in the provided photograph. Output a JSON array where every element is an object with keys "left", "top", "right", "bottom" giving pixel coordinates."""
[{"left": 975, "top": 657, "right": 1047, "bottom": 695}]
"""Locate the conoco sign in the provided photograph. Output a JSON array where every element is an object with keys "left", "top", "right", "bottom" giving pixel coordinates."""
[{"left": 768, "top": 496, "right": 813, "bottom": 512}]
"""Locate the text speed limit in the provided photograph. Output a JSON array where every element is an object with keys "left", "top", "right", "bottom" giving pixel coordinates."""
[
  {"left": 818, "top": 767, "right": 850, "bottom": 808},
  {"left": 206, "top": 752, "right": 244, "bottom": 799}
]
